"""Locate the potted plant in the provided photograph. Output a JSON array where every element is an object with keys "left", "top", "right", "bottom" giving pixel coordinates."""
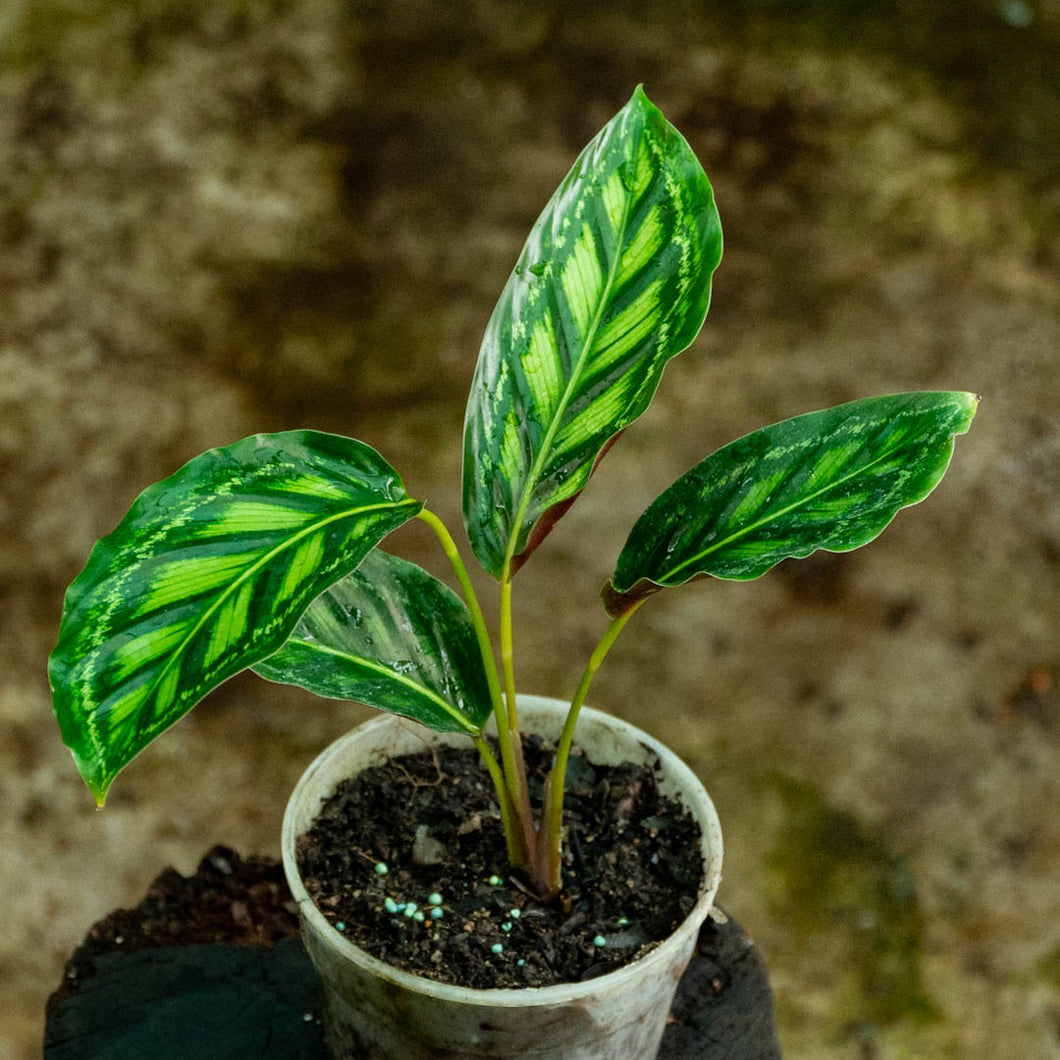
[{"left": 49, "top": 87, "right": 977, "bottom": 1058}]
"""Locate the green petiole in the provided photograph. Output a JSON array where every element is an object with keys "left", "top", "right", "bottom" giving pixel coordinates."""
[
  {"left": 416, "top": 510, "right": 505, "bottom": 727},
  {"left": 538, "top": 600, "right": 645, "bottom": 890},
  {"left": 472, "top": 735, "right": 526, "bottom": 869},
  {"left": 419, "top": 510, "right": 535, "bottom": 870}
]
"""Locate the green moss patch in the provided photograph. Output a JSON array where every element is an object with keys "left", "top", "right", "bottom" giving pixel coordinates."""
[
  {"left": 1038, "top": 944, "right": 1060, "bottom": 989},
  {"left": 767, "top": 775, "right": 938, "bottom": 1027}
]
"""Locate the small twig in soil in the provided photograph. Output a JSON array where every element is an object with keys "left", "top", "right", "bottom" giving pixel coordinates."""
[
  {"left": 353, "top": 846, "right": 388, "bottom": 867},
  {"left": 558, "top": 910, "right": 588, "bottom": 935},
  {"left": 507, "top": 874, "right": 540, "bottom": 900},
  {"left": 569, "top": 825, "right": 587, "bottom": 878},
  {"left": 392, "top": 745, "right": 445, "bottom": 789}
]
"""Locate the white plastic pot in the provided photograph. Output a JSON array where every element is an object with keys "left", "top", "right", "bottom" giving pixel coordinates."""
[{"left": 282, "top": 695, "right": 723, "bottom": 1059}]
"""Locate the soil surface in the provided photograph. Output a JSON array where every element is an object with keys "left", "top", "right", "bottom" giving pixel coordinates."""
[{"left": 299, "top": 736, "right": 703, "bottom": 987}]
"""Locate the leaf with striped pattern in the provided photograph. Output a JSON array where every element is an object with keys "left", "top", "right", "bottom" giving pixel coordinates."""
[
  {"left": 254, "top": 550, "right": 492, "bottom": 734},
  {"left": 604, "top": 392, "right": 978, "bottom": 616},
  {"left": 463, "top": 86, "right": 723, "bottom": 579},
  {"left": 49, "top": 431, "right": 422, "bottom": 804}
]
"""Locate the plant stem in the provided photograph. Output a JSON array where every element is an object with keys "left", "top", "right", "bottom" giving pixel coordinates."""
[
  {"left": 417, "top": 510, "right": 505, "bottom": 727},
  {"left": 498, "top": 573, "right": 518, "bottom": 729},
  {"left": 497, "top": 564, "right": 536, "bottom": 869},
  {"left": 538, "top": 600, "right": 645, "bottom": 891},
  {"left": 473, "top": 736, "right": 524, "bottom": 867},
  {"left": 418, "top": 509, "right": 534, "bottom": 866}
]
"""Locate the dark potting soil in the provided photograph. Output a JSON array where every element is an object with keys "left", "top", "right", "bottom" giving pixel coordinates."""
[
  {"left": 298, "top": 734, "right": 705, "bottom": 989},
  {"left": 49, "top": 846, "right": 301, "bottom": 1007}
]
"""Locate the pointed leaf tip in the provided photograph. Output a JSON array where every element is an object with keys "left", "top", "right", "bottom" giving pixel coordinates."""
[
  {"left": 69, "top": 744, "right": 109, "bottom": 806},
  {"left": 85, "top": 772, "right": 108, "bottom": 808}
]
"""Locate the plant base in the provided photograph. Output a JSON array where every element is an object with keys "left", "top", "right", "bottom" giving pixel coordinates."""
[{"left": 283, "top": 696, "right": 723, "bottom": 1059}]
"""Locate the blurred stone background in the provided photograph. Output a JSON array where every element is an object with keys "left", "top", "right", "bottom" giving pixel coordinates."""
[{"left": 2, "top": 0, "right": 1059, "bottom": 1056}]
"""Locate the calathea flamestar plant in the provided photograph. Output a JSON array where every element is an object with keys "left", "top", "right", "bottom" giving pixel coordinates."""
[{"left": 49, "top": 87, "right": 976, "bottom": 899}]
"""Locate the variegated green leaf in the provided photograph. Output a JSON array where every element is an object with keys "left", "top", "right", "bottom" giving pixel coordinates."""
[
  {"left": 463, "top": 86, "right": 723, "bottom": 579},
  {"left": 254, "top": 550, "right": 492, "bottom": 735},
  {"left": 49, "top": 431, "right": 422, "bottom": 803},
  {"left": 604, "top": 392, "right": 978, "bottom": 616}
]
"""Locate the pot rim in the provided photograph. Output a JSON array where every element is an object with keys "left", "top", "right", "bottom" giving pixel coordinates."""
[{"left": 282, "top": 694, "right": 723, "bottom": 1008}]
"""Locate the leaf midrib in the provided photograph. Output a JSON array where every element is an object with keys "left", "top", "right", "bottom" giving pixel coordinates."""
[
  {"left": 130, "top": 496, "right": 420, "bottom": 723},
  {"left": 502, "top": 154, "right": 637, "bottom": 573},
  {"left": 280, "top": 636, "right": 477, "bottom": 734},
  {"left": 655, "top": 427, "right": 931, "bottom": 585}
]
